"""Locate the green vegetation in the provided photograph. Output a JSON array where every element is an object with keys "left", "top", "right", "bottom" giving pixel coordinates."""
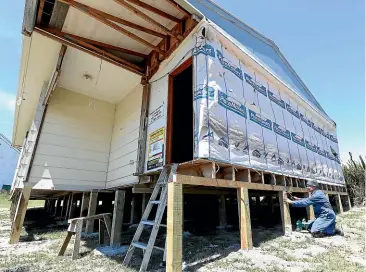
[
  {"left": 342, "top": 153, "right": 366, "bottom": 206},
  {"left": 0, "top": 191, "right": 44, "bottom": 209}
]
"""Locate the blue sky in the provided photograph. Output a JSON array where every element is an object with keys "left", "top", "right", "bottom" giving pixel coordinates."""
[{"left": 0, "top": 0, "right": 364, "bottom": 162}]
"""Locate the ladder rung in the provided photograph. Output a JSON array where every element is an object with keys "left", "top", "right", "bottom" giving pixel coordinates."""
[
  {"left": 159, "top": 224, "right": 167, "bottom": 228},
  {"left": 141, "top": 220, "right": 155, "bottom": 226},
  {"left": 153, "top": 246, "right": 165, "bottom": 251},
  {"left": 132, "top": 241, "right": 147, "bottom": 250},
  {"left": 150, "top": 200, "right": 161, "bottom": 204}
]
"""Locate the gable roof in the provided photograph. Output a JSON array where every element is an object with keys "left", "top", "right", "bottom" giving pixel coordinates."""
[{"left": 178, "top": 0, "right": 333, "bottom": 123}]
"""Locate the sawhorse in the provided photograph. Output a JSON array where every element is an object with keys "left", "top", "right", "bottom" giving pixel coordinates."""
[{"left": 58, "top": 213, "right": 112, "bottom": 259}]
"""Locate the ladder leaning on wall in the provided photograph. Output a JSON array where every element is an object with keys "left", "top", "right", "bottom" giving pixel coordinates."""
[{"left": 123, "top": 163, "right": 178, "bottom": 272}]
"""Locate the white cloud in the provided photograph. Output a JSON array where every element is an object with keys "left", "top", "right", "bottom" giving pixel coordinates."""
[{"left": 0, "top": 90, "right": 16, "bottom": 112}]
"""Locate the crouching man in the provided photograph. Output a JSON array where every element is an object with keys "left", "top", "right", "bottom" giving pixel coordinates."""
[{"left": 285, "top": 180, "right": 343, "bottom": 237}]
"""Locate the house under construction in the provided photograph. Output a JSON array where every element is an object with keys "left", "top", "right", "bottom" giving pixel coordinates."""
[{"left": 10, "top": 0, "right": 350, "bottom": 271}]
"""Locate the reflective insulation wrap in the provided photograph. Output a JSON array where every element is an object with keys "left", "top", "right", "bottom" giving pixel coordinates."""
[{"left": 192, "top": 24, "right": 344, "bottom": 184}]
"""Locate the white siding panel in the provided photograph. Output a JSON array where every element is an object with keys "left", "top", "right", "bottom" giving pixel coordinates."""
[
  {"left": 108, "top": 150, "right": 137, "bottom": 172},
  {"left": 29, "top": 88, "right": 115, "bottom": 190},
  {"left": 107, "top": 163, "right": 136, "bottom": 182},
  {"left": 38, "top": 133, "right": 110, "bottom": 153},
  {"left": 106, "top": 175, "right": 138, "bottom": 189},
  {"left": 30, "top": 166, "right": 106, "bottom": 182},
  {"left": 106, "top": 84, "right": 142, "bottom": 188},
  {"left": 28, "top": 177, "right": 106, "bottom": 191},
  {"left": 109, "top": 141, "right": 138, "bottom": 162},
  {"left": 33, "top": 154, "right": 107, "bottom": 172},
  {"left": 36, "top": 143, "right": 109, "bottom": 162}
]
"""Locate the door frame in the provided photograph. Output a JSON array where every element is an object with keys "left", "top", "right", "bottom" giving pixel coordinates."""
[{"left": 166, "top": 57, "right": 193, "bottom": 164}]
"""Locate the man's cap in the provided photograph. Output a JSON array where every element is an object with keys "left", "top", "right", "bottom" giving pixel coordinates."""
[{"left": 306, "top": 180, "right": 319, "bottom": 187}]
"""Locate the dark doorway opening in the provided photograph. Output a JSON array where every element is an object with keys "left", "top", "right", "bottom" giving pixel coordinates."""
[{"left": 167, "top": 58, "right": 193, "bottom": 164}]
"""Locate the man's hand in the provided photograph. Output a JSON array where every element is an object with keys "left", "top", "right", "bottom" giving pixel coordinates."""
[
  {"left": 283, "top": 192, "right": 293, "bottom": 204},
  {"left": 293, "top": 196, "right": 301, "bottom": 200}
]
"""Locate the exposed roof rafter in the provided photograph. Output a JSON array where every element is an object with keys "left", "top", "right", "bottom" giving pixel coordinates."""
[
  {"left": 44, "top": 28, "right": 148, "bottom": 59},
  {"left": 114, "top": 0, "right": 183, "bottom": 40},
  {"left": 59, "top": 0, "right": 165, "bottom": 54},
  {"left": 165, "top": 0, "right": 190, "bottom": 18},
  {"left": 126, "top": 0, "right": 181, "bottom": 23},
  {"left": 35, "top": 27, "right": 145, "bottom": 76}
]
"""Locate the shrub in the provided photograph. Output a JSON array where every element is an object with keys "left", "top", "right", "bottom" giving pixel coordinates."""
[{"left": 342, "top": 152, "right": 366, "bottom": 206}]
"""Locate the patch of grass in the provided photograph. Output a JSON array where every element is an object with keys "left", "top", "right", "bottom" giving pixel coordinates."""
[{"left": 0, "top": 192, "right": 44, "bottom": 209}]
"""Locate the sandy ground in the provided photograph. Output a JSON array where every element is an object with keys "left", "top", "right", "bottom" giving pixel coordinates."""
[{"left": 0, "top": 206, "right": 365, "bottom": 272}]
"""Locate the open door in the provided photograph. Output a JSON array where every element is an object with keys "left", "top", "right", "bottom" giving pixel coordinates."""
[{"left": 166, "top": 57, "right": 193, "bottom": 164}]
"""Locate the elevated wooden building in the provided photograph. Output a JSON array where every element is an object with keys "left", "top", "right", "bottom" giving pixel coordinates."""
[{"left": 10, "top": 0, "right": 350, "bottom": 270}]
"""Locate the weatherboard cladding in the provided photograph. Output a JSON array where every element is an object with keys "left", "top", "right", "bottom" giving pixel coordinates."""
[{"left": 193, "top": 24, "right": 343, "bottom": 184}]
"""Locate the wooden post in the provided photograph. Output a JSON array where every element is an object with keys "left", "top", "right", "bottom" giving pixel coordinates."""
[
  {"left": 306, "top": 192, "right": 315, "bottom": 220},
  {"left": 347, "top": 195, "right": 352, "bottom": 209},
  {"left": 335, "top": 194, "right": 344, "bottom": 214},
  {"left": 86, "top": 191, "right": 98, "bottom": 233},
  {"left": 54, "top": 197, "right": 62, "bottom": 217},
  {"left": 68, "top": 193, "right": 76, "bottom": 219},
  {"left": 278, "top": 191, "right": 292, "bottom": 236},
  {"left": 80, "top": 192, "right": 90, "bottom": 217},
  {"left": 60, "top": 195, "right": 67, "bottom": 218},
  {"left": 166, "top": 182, "right": 183, "bottom": 272},
  {"left": 218, "top": 195, "right": 227, "bottom": 227},
  {"left": 141, "top": 193, "right": 148, "bottom": 216},
  {"left": 255, "top": 196, "right": 261, "bottom": 210},
  {"left": 238, "top": 187, "right": 252, "bottom": 249},
  {"left": 72, "top": 220, "right": 83, "bottom": 260},
  {"left": 129, "top": 194, "right": 137, "bottom": 224},
  {"left": 65, "top": 193, "right": 73, "bottom": 220},
  {"left": 110, "top": 190, "right": 126, "bottom": 246},
  {"left": 9, "top": 187, "right": 32, "bottom": 244}
]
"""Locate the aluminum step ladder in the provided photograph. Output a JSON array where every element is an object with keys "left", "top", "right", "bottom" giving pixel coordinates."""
[{"left": 123, "top": 164, "right": 178, "bottom": 272}]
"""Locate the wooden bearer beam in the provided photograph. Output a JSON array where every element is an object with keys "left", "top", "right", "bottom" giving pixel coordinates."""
[
  {"left": 9, "top": 187, "right": 32, "bottom": 244},
  {"left": 126, "top": 0, "right": 181, "bottom": 23},
  {"left": 238, "top": 187, "right": 252, "bottom": 249},
  {"left": 110, "top": 190, "right": 126, "bottom": 246},
  {"left": 114, "top": 0, "right": 183, "bottom": 40},
  {"left": 59, "top": 0, "right": 165, "bottom": 54},
  {"left": 166, "top": 182, "right": 183, "bottom": 272}
]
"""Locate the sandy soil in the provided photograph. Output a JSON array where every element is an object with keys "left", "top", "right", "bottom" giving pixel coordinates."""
[{"left": 0, "top": 206, "right": 365, "bottom": 272}]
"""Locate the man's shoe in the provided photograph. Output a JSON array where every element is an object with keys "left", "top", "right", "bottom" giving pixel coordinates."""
[{"left": 334, "top": 227, "right": 344, "bottom": 236}]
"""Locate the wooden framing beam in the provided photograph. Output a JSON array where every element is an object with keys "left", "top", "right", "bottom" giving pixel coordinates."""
[
  {"left": 238, "top": 187, "right": 252, "bottom": 249},
  {"left": 22, "top": 0, "right": 38, "bottom": 35},
  {"left": 167, "top": 182, "right": 183, "bottom": 272},
  {"left": 63, "top": 0, "right": 167, "bottom": 39},
  {"left": 136, "top": 83, "right": 151, "bottom": 174},
  {"left": 36, "top": 0, "right": 46, "bottom": 25},
  {"left": 9, "top": 187, "right": 31, "bottom": 244},
  {"left": 34, "top": 28, "right": 144, "bottom": 76},
  {"left": 44, "top": 28, "right": 147, "bottom": 59},
  {"left": 126, "top": 0, "right": 181, "bottom": 23},
  {"left": 49, "top": 1, "right": 70, "bottom": 30},
  {"left": 114, "top": 0, "right": 183, "bottom": 40},
  {"left": 173, "top": 174, "right": 349, "bottom": 195},
  {"left": 59, "top": 0, "right": 165, "bottom": 54},
  {"left": 165, "top": 0, "right": 190, "bottom": 18}
]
